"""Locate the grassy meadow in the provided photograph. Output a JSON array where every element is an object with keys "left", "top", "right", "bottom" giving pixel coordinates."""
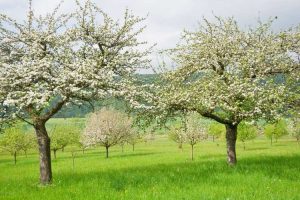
[{"left": 0, "top": 118, "right": 300, "bottom": 200}]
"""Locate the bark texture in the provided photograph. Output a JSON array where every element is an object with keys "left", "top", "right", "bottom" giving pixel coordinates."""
[
  {"left": 225, "top": 124, "right": 238, "bottom": 165},
  {"left": 35, "top": 121, "right": 52, "bottom": 184}
]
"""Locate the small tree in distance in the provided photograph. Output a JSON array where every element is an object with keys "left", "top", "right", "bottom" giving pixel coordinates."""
[
  {"left": 264, "top": 119, "right": 289, "bottom": 145},
  {"left": 208, "top": 122, "right": 225, "bottom": 143},
  {"left": 289, "top": 118, "right": 300, "bottom": 145},
  {"left": 184, "top": 113, "right": 207, "bottom": 161},
  {"left": 264, "top": 124, "right": 275, "bottom": 145},
  {"left": 50, "top": 125, "right": 80, "bottom": 159},
  {"left": 273, "top": 119, "right": 289, "bottom": 142},
  {"left": 237, "top": 122, "right": 257, "bottom": 150},
  {"left": 21, "top": 132, "right": 36, "bottom": 157},
  {"left": 143, "top": 133, "right": 155, "bottom": 144},
  {"left": 169, "top": 126, "right": 186, "bottom": 151},
  {"left": 78, "top": 135, "right": 89, "bottom": 154},
  {"left": 0, "top": 125, "right": 33, "bottom": 164},
  {"left": 68, "top": 131, "right": 82, "bottom": 171},
  {"left": 82, "top": 108, "right": 132, "bottom": 158},
  {"left": 127, "top": 130, "right": 143, "bottom": 152}
]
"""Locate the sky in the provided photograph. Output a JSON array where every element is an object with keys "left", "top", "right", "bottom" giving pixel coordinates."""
[{"left": 1, "top": 0, "right": 300, "bottom": 72}]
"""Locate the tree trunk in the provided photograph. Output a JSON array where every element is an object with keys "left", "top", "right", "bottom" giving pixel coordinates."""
[
  {"left": 179, "top": 143, "right": 182, "bottom": 150},
  {"left": 24, "top": 150, "right": 27, "bottom": 158},
  {"left": 212, "top": 135, "right": 215, "bottom": 142},
  {"left": 243, "top": 141, "right": 245, "bottom": 150},
  {"left": 14, "top": 151, "right": 17, "bottom": 165},
  {"left": 225, "top": 124, "right": 238, "bottom": 165},
  {"left": 179, "top": 143, "right": 183, "bottom": 152},
  {"left": 132, "top": 144, "right": 135, "bottom": 152},
  {"left": 121, "top": 144, "right": 124, "bottom": 153},
  {"left": 35, "top": 121, "right": 52, "bottom": 185},
  {"left": 105, "top": 146, "right": 109, "bottom": 158},
  {"left": 72, "top": 152, "right": 75, "bottom": 170},
  {"left": 191, "top": 144, "right": 194, "bottom": 161},
  {"left": 82, "top": 148, "right": 85, "bottom": 154},
  {"left": 53, "top": 150, "right": 57, "bottom": 159},
  {"left": 271, "top": 136, "right": 273, "bottom": 146}
]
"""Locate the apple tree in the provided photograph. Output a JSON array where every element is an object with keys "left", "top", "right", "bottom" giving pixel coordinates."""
[
  {"left": 145, "top": 17, "right": 299, "bottom": 165},
  {"left": 0, "top": 0, "right": 151, "bottom": 184}
]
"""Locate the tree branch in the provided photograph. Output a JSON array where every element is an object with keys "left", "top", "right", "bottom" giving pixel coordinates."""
[
  {"left": 41, "top": 98, "right": 68, "bottom": 122},
  {"left": 16, "top": 114, "right": 34, "bottom": 126},
  {"left": 199, "top": 111, "right": 232, "bottom": 125}
]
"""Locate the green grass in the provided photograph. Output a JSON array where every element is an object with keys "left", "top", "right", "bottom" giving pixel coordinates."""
[{"left": 0, "top": 119, "right": 300, "bottom": 199}]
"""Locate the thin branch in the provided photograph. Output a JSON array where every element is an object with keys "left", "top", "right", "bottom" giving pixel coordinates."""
[{"left": 16, "top": 114, "right": 34, "bottom": 126}]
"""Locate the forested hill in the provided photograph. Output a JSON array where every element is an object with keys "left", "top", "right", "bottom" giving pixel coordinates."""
[{"left": 54, "top": 74, "right": 158, "bottom": 118}]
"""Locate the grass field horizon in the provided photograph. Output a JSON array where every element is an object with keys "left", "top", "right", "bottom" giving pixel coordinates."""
[{"left": 0, "top": 118, "right": 299, "bottom": 200}]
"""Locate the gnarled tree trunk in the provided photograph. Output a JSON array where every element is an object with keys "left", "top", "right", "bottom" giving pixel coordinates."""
[
  {"left": 225, "top": 124, "right": 238, "bottom": 165},
  {"left": 35, "top": 121, "right": 52, "bottom": 185}
]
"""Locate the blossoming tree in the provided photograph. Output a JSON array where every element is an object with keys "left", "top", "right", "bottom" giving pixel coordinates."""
[
  {"left": 0, "top": 0, "right": 151, "bottom": 184},
  {"left": 169, "top": 126, "right": 186, "bottom": 150},
  {"left": 82, "top": 108, "right": 132, "bottom": 158},
  {"left": 183, "top": 113, "right": 207, "bottom": 161},
  {"left": 149, "top": 17, "right": 299, "bottom": 165}
]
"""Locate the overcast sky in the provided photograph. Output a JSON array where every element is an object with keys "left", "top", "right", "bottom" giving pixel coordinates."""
[{"left": 1, "top": 0, "right": 300, "bottom": 72}]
